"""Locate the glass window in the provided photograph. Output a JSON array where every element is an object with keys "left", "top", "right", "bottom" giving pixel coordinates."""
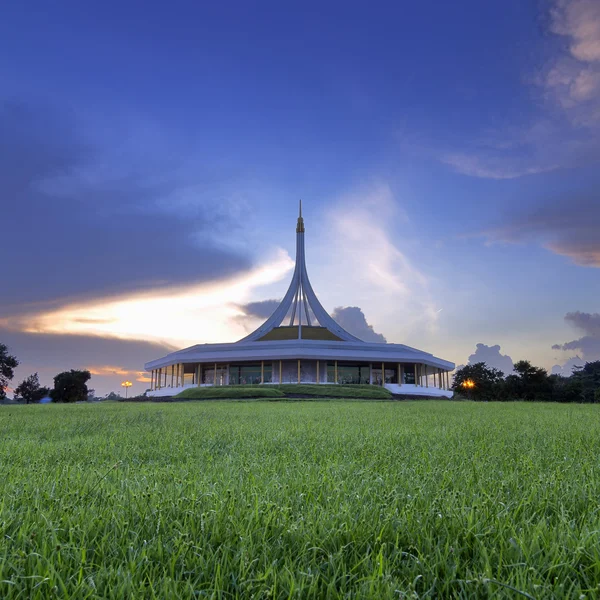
[
  {"left": 327, "top": 362, "right": 336, "bottom": 383},
  {"left": 229, "top": 364, "right": 271, "bottom": 385},
  {"left": 327, "top": 363, "right": 370, "bottom": 384},
  {"left": 403, "top": 364, "right": 416, "bottom": 384}
]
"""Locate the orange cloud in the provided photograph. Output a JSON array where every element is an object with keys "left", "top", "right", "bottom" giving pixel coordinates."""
[
  {"left": 87, "top": 365, "right": 132, "bottom": 377},
  {"left": 10, "top": 251, "right": 293, "bottom": 347}
]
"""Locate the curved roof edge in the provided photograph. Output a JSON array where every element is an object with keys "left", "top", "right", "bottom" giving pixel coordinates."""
[{"left": 144, "top": 339, "right": 455, "bottom": 372}]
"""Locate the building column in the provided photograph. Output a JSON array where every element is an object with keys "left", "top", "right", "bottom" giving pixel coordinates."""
[
  {"left": 279, "top": 360, "right": 282, "bottom": 384},
  {"left": 369, "top": 363, "right": 373, "bottom": 385},
  {"left": 297, "top": 359, "right": 301, "bottom": 384},
  {"left": 197, "top": 364, "right": 202, "bottom": 387},
  {"left": 398, "top": 363, "right": 402, "bottom": 386},
  {"left": 381, "top": 362, "right": 385, "bottom": 386},
  {"left": 334, "top": 360, "right": 338, "bottom": 384},
  {"left": 316, "top": 360, "right": 320, "bottom": 384},
  {"left": 214, "top": 362, "right": 217, "bottom": 386},
  {"left": 425, "top": 365, "right": 429, "bottom": 388},
  {"left": 261, "top": 360, "right": 264, "bottom": 384},
  {"left": 415, "top": 364, "right": 419, "bottom": 386}
]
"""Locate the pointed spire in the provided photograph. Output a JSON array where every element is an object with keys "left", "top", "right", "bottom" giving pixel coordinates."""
[
  {"left": 296, "top": 199, "right": 305, "bottom": 233},
  {"left": 238, "top": 203, "right": 362, "bottom": 342}
]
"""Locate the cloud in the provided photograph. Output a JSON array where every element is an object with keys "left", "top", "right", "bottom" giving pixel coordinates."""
[
  {"left": 2, "top": 250, "right": 293, "bottom": 348},
  {"left": 441, "top": 152, "right": 558, "bottom": 180},
  {"left": 323, "top": 184, "right": 440, "bottom": 337},
  {"left": 482, "top": 196, "right": 600, "bottom": 267},
  {"left": 551, "top": 355, "right": 585, "bottom": 376},
  {"left": 550, "top": 0, "right": 600, "bottom": 63},
  {"left": 0, "top": 99, "right": 252, "bottom": 315},
  {"left": 0, "top": 328, "right": 174, "bottom": 397},
  {"left": 552, "top": 311, "right": 600, "bottom": 359},
  {"left": 236, "top": 298, "right": 281, "bottom": 323},
  {"left": 330, "top": 306, "right": 387, "bottom": 343},
  {"left": 467, "top": 343, "right": 514, "bottom": 375},
  {"left": 440, "top": 0, "right": 600, "bottom": 179}
]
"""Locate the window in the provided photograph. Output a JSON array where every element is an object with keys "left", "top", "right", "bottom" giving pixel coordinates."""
[
  {"left": 229, "top": 364, "right": 272, "bottom": 385},
  {"left": 403, "top": 364, "right": 416, "bottom": 385},
  {"left": 327, "top": 363, "right": 370, "bottom": 384}
]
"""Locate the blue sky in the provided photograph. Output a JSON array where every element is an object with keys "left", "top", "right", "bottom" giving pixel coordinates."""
[{"left": 1, "top": 0, "right": 599, "bottom": 395}]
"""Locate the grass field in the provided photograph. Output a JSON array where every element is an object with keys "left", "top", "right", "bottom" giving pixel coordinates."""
[{"left": 1, "top": 401, "right": 600, "bottom": 598}]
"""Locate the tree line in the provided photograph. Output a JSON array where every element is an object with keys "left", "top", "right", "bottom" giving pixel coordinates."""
[
  {"left": 453, "top": 359, "right": 600, "bottom": 402},
  {"left": 0, "top": 343, "right": 91, "bottom": 403}
]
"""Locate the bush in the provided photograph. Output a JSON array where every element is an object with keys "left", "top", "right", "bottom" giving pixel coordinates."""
[
  {"left": 175, "top": 387, "right": 284, "bottom": 400},
  {"left": 174, "top": 384, "right": 392, "bottom": 400},
  {"left": 275, "top": 384, "right": 392, "bottom": 399}
]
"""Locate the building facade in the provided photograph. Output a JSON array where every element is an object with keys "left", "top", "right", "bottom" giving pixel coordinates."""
[{"left": 145, "top": 204, "right": 455, "bottom": 397}]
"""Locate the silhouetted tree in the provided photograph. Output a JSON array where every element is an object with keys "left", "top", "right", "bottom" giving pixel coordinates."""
[
  {"left": 50, "top": 370, "right": 91, "bottom": 403},
  {"left": 511, "top": 360, "right": 552, "bottom": 401},
  {"left": 452, "top": 362, "right": 505, "bottom": 400},
  {"left": 571, "top": 361, "right": 600, "bottom": 402},
  {"left": 548, "top": 374, "right": 584, "bottom": 403},
  {"left": 13, "top": 373, "right": 50, "bottom": 404},
  {"left": 0, "top": 343, "right": 19, "bottom": 400}
]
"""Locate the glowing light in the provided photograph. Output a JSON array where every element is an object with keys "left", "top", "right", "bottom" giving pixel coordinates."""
[
  {"left": 121, "top": 380, "right": 133, "bottom": 398},
  {"left": 462, "top": 379, "right": 476, "bottom": 389}
]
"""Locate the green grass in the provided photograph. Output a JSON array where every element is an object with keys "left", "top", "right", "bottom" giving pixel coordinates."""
[
  {"left": 1, "top": 401, "right": 600, "bottom": 598},
  {"left": 175, "top": 384, "right": 392, "bottom": 400},
  {"left": 275, "top": 384, "right": 392, "bottom": 399},
  {"left": 175, "top": 386, "right": 284, "bottom": 399}
]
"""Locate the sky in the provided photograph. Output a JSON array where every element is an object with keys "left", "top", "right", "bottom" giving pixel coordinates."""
[{"left": 1, "top": 0, "right": 599, "bottom": 396}]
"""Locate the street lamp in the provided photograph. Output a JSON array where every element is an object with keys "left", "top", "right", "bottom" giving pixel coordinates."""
[{"left": 121, "top": 380, "right": 133, "bottom": 398}]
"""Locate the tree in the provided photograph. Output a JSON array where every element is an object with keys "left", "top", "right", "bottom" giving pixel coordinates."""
[
  {"left": 571, "top": 361, "right": 600, "bottom": 402},
  {"left": 50, "top": 370, "right": 91, "bottom": 403},
  {"left": 452, "top": 362, "right": 505, "bottom": 400},
  {"left": 511, "top": 360, "right": 552, "bottom": 401},
  {"left": 13, "top": 373, "right": 50, "bottom": 404},
  {"left": 549, "top": 374, "right": 584, "bottom": 403},
  {"left": 0, "top": 343, "right": 19, "bottom": 400}
]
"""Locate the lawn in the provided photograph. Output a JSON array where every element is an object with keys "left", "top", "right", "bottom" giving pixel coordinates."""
[
  {"left": 175, "top": 384, "right": 391, "bottom": 400},
  {"left": 1, "top": 401, "right": 600, "bottom": 598}
]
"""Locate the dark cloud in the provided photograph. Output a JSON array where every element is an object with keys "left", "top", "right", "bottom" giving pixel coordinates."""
[
  {"left": 484, "top": 196, "right": 600, "bottom": 268},
  {"left": 467, "top": 343, "right": 514, "bottom": 375},
  {"left": 552, "top": 311, "right": 600, "bottom": 360},
  {"left": 0, "top": 326, "right": 174, "bottom": 397},
  {"left": 331, "top": 306, "right": 386, "bottom": 343},
  {"left": 0, "top": 99, "right": 251, "bottom": 315},
  {"left": 239, "top": 299, "right": 281, "bottom": 320}
]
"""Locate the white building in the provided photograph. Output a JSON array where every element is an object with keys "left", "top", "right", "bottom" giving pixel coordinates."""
[{"left": 145, "top": 204, "right": 454, "bottom": 397}]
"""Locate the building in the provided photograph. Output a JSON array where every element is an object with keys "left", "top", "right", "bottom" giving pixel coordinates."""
[{"left": 145, "top": 204, "right": 454, "bottom": 397}]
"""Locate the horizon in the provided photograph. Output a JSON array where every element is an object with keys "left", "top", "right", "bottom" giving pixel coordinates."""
[{"left": 2, "top": 0, "right": 599, "bottom": 397}]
